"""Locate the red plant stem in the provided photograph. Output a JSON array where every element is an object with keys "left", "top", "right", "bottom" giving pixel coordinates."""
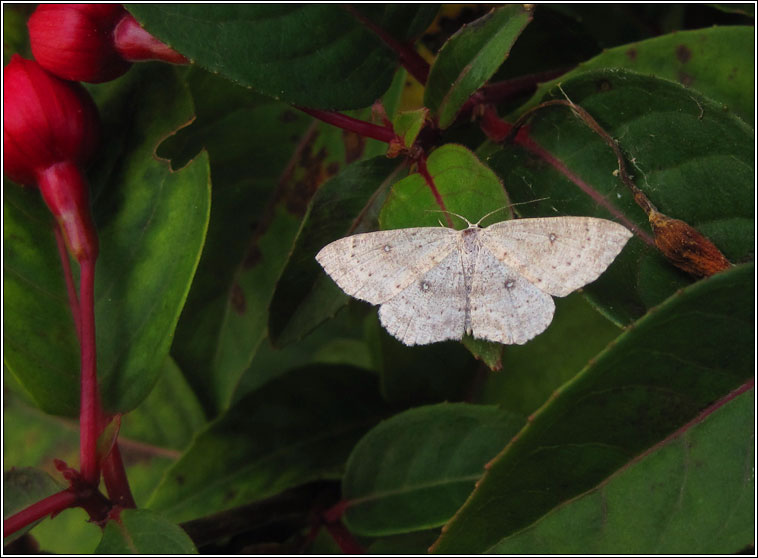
[
  {"left": 296, "top": 106, "right": 398, "bottom": 144},
  {"left": 478, "top": 68, "right": 571, "bottom": 104},
  {"left": 78, "top": 257, "right": 102, "bottom": 485},
  {"left": 324, "top": 521, "right": 365, "bottom": 554},
  {"left": 3, "top": 489, "right": 78, "bottom": 538},
  {"left": 480, "top": 107, "right": 654, "bottom": 245},
  {"left": 416, "top": 155, "right": 454, "bottom": 228},
  {"left": 343, "top": 5, "right": 430, "bottom": 84},
  {"left": 102, "top": 443, "right": 136, "bottom": 509},
  {"left": 54, "top": 225, "right": 81, "bottom": 341}
]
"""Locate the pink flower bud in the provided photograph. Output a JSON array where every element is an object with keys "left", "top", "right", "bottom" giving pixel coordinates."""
[
  {"left": 28, "top": 4, "right": 188, "bottom": 84},
  {"left": 28, "top": 4, "right": 132, "bottom": 83},
  {"left": 3, "top": 54, "right": 99, "bottom": 185},
  {"left": 3, "top": 55, "right": 99, "bottom": 260}
]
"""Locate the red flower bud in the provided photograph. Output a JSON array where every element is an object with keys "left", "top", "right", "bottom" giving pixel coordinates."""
[
  {"left": 28, "top": 4, "right": 188, "bottom": 84},
  {"left": 3, "top": 55, "right": 99, "bottom": 260},
  {"left": 3, "top": 55, "right": 99, "bottom": 185},
  {"left": 28, "top": 4, "right": 132, "bottom": 83}
]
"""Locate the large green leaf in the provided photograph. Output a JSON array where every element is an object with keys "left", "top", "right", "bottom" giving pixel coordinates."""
[
  {"left": 523, "top": 26, "right": 755, "bottom": 122},
  {"left": 342, "top": 403, "right": 525, "bottom": 536},
  {"left": 479, "top": 292, "right": 621, "bottom": 417},
  {"left": 147, "top": 365, "right": 389, "bottom": 522},
  {"left": 96, "top": 509, "right": 197, "bottom": 554},
  {"left": 161, "top": 68, "right": 312, "bottom": 414},
  {"left": 380, "top": 143, "right": 509, "bottom": 229},
  {"left": 3, "top": 66, "right": 211, "bottom": 415},
  {"left": 486, "top": 69, "right": 753, "bottom": 325},
  {"left": 432, "top": 263, "right": 753, "bottom": 553},
  {"left": 3, "top": 183, "right": 80, "bottom": 415},
  {"left": 425, "top": 5, "right": 533, "bottom": 128},
  {"left": 127, "top": 5, "right": 438, "bottom": 109},
  {"left": 489, "top": 383, "right": 755, "bottom": 554},
  {"left": 118, "top": 357, "right": 206, "bottom": 451}
]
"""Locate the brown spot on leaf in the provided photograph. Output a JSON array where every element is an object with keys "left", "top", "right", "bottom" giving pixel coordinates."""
[
  {"left": 676, "top": 44, "right": 692, "bottom": 64},
  {"left": 231, "top": 283, "right": 246, "bottom": 314},
  {"left": 343, "top": 130, "right": 366, "bottom": 163},
  {"left": 596, "top": 79, "right": 612, "bottom": 92},
  {"left": 625, "top": 48, "right": 637, "bottom": 60},
  {"left": 243, "top": 244, "right": 262, "bottom": 269},
  {"left": 678, "top": 71, "right": 694, "bottom": 87},
  {"left": 279, "top": 109, "right": 298, "bottom": 123}
]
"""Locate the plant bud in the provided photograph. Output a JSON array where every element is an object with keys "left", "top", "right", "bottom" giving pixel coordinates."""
[
  {"left": 28, "top": 4, "right": 132, "bottom": 83},
  {"left": 28, "top": 4, "right": 188, "bottom": 84},
  {"left": 3, "top": 54, "right": 99, "bottom": 186},
  {"left": 3, "top": 55, "right": 100, "bottom": 260}
]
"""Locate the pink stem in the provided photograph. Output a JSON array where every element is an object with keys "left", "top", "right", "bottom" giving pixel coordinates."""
[
  {"left": 102, "top": 443, "right": 136, "bottom": 509},
  {"left": 54, "top": 226, "right": 81, "bottom": 341},
  {"left": 480, "top": 107, "right": 654, "bottom": 245},
  {"left": 78, "top": 257, "right": 102, "bottom": 485},
  {"left": 343, "top": 5, "right": 430, "bottom": 84},
  {"left": 3, "top": 489, "right": 78, "bottom": 538},
  {"left": 324, "top": 521, "right": 365, "bottom": 555},
  {"left": 416, "top": 156, "right": 454, "bottom": 228},
  {"left": 296, "top": 106, "right": 398, "bottom": 143}
]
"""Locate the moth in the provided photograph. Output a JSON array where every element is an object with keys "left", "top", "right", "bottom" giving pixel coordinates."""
[{"left": 315, "top": 215, "right": 632, "bottom": 346}]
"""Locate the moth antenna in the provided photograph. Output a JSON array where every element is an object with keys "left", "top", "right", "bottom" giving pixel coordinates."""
[
  {"left": 474, "top": 207, "right": 509, "bottom": 227},
  {"left": 424, "top": 209, "right": 473, "bottom": 227},
  {"left": 475, "top": 198, "right": 552, "bottom": 226}
]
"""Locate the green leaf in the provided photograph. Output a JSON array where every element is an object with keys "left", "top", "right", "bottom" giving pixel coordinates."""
[
  {"left": 162, "top": 68, "right": 312, "bottom": 414},
  {"left": 268, "top": 157, "right": 405, "bottom": 347},
  {"left": 127, "top": 5, "right": 438, "bottom": 110},
  {"left": 343, "top": 403, "right": 525, "bottom": 536},
  {"left": 393, "top": 108, "right": 429, "bottom": 149},
  {"left": 486, "top": 69, "right": 753, "bottom": 325},
  {"left": 431, "top": 263, "right": 753, "bottom": 553},
  {"left": 425, "top": 5, "right": 533, "bottom": 128},
  {"left": 119, "top": 357, "right": 206, "bottom": 451},
  {"left": 380, "top": 143, "right": 508, "bottom": 230},
  {"left": 479, "top": 293, "right": 621, "bottom": 417},
  {"left": 96, "top": 509, "right": 197, "bottom": 554},
  {"left": 3, "top": 66, "right": 211, "bottom": 416},
  {"left": 367, "top": 530, "right": 441, "bottom": 554},
  {"left": 489, "top": 384, "right": 755, "bottom": 554},
  {"left": 3, "top": 182, "right": 79, "bottom": 415},
  {"left": 90, "top": 67, "right": 211, "bottom": 414},
  {"left": 367, "top": 316, "right": 480, "bottom": 407},
  {"left": 525, "top": 26, "right": 755, "bottom": 122},
  {"left": 2, "top": 4, "right": 32, "bottom": 63},
  {"left": 710, "top": 3, "right": 755, "bottom": 16},
  {"left": 3, "top": 468, "right": 62, "bottom": 543},
  {"left": 148, "top": 365, "right": 389, "bottom": 522}
]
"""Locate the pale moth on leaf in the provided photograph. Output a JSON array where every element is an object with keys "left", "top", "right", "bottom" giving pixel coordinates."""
[{"left": 315, "top": 215, "right": 632, "bottom": 346}]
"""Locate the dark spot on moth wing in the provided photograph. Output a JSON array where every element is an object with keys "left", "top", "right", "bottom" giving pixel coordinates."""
[
  {"left": 420, "top": 281, "right": 431, "bottom": 292},
  {"left": 505, "top": 279, "right": 515, "bottom": 289},
  {"left": 548, "top": 233, "right": 557, "bottom": 243},
  {"left": 383, "top": 244, "right": 392, "bottom": 253}
]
